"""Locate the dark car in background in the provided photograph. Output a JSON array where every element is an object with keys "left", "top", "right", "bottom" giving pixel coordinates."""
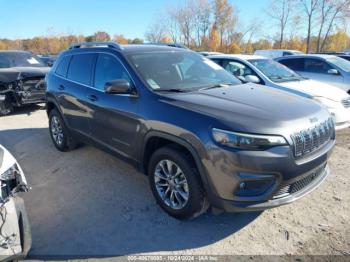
[
  {"left": 46, "top": 42, "right": 334, "bottom": 220},
  {"left": 317, "top": 52, "right": 350, "bottom": 62},
  {"left": 38, "top": 54, "right": 57, "bottom": 67},
  {"left": 0, "top": 51, "right": 50, "bottom": 116}
]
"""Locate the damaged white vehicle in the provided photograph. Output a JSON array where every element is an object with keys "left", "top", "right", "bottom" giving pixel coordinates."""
[{"left": 0, "top": 145, "right": 31, "bottom": 261}]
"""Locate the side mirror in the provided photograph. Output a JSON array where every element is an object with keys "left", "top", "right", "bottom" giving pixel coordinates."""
[
  {"left": 328, "top": 69, "right": 339, "bottom": 75},
  {"left": 47, "top": 61, "right": 54, "bottom": 67},
  {"left": 245, "top": 75, "right": 260, "bottom": 84},
  {"left": 104, "top": 79, "right": 131, "bottom": 94}
]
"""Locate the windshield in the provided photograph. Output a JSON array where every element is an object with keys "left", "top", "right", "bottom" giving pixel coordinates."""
[
  {"left": 249, "top": 59, "right": 303, "bottom": 82},
  {"left": 0, "top": 52, "right": 46, "bottom": 68},
  {"left": 128, "top": 51, "right": 241, "bottom": 91},
  {"left": 327, "top": 56, "right": 350, "bottom": 72}
]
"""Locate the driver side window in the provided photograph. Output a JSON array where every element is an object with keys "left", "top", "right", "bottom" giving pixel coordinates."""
[
  {"left": 222, "top": 60, "right": 257, "bottom": 81},
  {"left": 94, "top": 54, "right": 132, "bottom": 91}
]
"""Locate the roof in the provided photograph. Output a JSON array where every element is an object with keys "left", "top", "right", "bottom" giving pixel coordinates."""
[
  {"left": 66, "top": 43, "right": 189, "bottom": 55},
  {"left": 276, "top": 54, "right": 337, "bottom": 60},
  {"left": 208, "top": 54, "right": 266, "bottom": 60},
  {"left": 255, "top": 49, "right": 302, "bottom": 52}
]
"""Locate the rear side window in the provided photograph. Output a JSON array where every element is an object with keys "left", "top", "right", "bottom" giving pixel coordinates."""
[
  {"left": 94, "top": 54, "right": 132, "bottom": 90},
  {"left": 55, "top": 56, "right": 71, "bottom": 77},
  {"left": 304, "top": 59, "right": 331, "bottom": 73},
  {"left": 279, "top": 58, "right": 304, "bottom": 71},
  {"left": 67, "top": 54, "right": 96, "bottom": 85}
]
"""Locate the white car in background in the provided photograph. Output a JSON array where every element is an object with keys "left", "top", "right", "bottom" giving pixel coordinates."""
[
  {"left": 254, "top": 49, "right": 304, "bottom": 59},
  {"left": 0, "top": 144, "right": 31, "bottom": 261},
  {"left": 209, "top": 54, "right": 350, "bottom": 130},
  {"left": 276, "top": 54, "right": 350, "bottom": 94}
]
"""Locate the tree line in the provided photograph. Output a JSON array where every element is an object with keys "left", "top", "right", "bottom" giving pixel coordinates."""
[
  {"left": 0, "top": 0, "right": 349, "bottom": 55},
  {"left": 145, "top": 0, "right": 350, "bottom": 53},
  {"left": 0, "top": 32, "right": 143, "bottom": 55}
]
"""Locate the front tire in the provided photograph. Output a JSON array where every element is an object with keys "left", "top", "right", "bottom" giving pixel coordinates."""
[
  {"left": 0, "top": 96, "right": 14, "bottom": 116},
  {"left": 148, "top": 146, "right": 209, "bottom": 220},
  {"left": 49, "top": 109, "right": 78, "bottom": 151}
]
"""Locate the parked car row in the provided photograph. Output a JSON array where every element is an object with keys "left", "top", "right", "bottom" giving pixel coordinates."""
[
  {"left": 208, "top": 54, "right": 350, "bottom": 130},
  {"left": 44, "top": 42, "right": 337, "bottom": 220}
]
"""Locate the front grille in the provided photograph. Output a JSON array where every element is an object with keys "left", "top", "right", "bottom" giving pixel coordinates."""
[
  {"left": 342, "top": 97, "right": 350, "bottom": 108},
  {"left": 291, "top": 118, "right": 334, "bottom": 158},
  {"left": 273, "top": 164, "right": 326, "bottom": 199}
]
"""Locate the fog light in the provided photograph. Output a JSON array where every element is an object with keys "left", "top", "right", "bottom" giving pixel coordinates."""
[{"left": 234, "top": 173, "right": 276, "bottom": 197}]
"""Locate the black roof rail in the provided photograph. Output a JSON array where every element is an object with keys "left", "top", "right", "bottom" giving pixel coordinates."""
[{"left": 69, "top": 42, "right": 123, "bottom": 50}]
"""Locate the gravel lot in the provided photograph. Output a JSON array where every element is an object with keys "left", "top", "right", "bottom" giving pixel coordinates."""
[{"left": 0, "top": 105, "right": 349, "bottom": 259}]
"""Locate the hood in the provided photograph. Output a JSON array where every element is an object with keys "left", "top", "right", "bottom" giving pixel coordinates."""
[
  {"left": 280, "top": 79, "right": 348, "bottom": 102},
  {"left": 163, "top": 83, "right": 330, "bottom": 135},
  {"left": 0, "top": 66, "right": 50, "bottom": 83}
]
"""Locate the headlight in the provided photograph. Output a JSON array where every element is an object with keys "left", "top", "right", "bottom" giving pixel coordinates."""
[
  {"left": 212, "top": 128, "right": 288, "bottom": 150},
  {"left": 313, "top": 97, "right": 341, "bottom": 109},
  {"left": 0, "top": 163, "right": 19, "bottom": 181}
]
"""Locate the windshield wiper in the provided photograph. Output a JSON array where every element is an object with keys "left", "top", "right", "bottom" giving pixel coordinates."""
[
  {"left": 199, "top": 83, "right": 231, "bottom": 91},
  {"left": 155, "top": 88, "right": 187, "bottom": 93}
]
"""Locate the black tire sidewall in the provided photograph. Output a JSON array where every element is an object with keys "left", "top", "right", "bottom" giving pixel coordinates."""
[
  {"left": 49, "top": 109, "right": 69, "bottom": 151},
  {"left": 148, "top": 147, "right": 205, "bottom": 220}
]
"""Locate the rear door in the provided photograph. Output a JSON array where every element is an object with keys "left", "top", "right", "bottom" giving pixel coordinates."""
[
  {"left": 85, "top": 53, "right": 140, "bottom": 158},
  {"left": 58, "top": 53, "right": 96, "bottom": 136}
]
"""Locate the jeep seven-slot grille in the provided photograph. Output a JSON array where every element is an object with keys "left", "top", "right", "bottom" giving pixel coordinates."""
[
  {"left": 291, "top": 118, "right": 334, "bottom": 158},
  {"left": 273, "top": 164, "right": 326, "bottom": 199},
  {"left": 342, "top": 97, "right": 350, "bottom": 108}
]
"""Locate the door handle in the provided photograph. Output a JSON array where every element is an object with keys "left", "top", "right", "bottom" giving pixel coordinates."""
[
  {"left": 58, "top": 84, "right": 65, "bottom": 90},
  {"left": 87, "top": 94, "right": 98, "bottom": 102}
]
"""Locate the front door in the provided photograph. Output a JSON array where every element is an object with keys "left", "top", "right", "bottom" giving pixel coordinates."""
[{"left": 85, "top": 53, "right": 140, "bottom": 158}]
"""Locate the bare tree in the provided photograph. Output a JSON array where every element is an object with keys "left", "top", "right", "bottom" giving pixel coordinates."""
[
  {"left": 192, "top": 0, "right": 212, "bottom": 47},
  {"left": 300, "top": 0, "right": 319, "bottom": 53},
  {"left": 145, "top": 19, "right": 168, "bottom": 43},
  {"left": 316, "top": 0, "right": 350, "bottom": 52},
  {"left": 267, "top": 0, "right": 294, "bottom": 49}
]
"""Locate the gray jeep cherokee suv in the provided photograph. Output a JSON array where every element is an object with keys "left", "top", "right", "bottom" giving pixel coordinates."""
[{"left": 46, "top": 42, "right": 335, "bottom": 219}]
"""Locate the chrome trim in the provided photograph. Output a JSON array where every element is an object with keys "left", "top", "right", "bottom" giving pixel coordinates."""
[
  {"left": 341, "top": 97, "right": 350, "bottom": 108},
  {"left": 291, "top": 118, "right": 334, "bottom": 158}
]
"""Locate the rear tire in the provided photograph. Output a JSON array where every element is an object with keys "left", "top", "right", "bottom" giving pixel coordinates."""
[
  {"left": 148, "top": 146, "right": 209, "bottom": 220},
  {"left": 49, "top": 109, "right": 78, "bottom": 152}
]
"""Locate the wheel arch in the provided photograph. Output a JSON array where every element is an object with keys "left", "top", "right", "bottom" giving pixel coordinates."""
[{"left": 141, "top": 131, "right": 210, "bottom": 189}]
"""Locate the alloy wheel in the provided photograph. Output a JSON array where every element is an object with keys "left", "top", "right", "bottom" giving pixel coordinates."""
[
  {"left": 51, "top": 115, "right": 64, "bottom": 146},
  {"left": 154, "top": 159, "right": 189, "bottom": 210}
]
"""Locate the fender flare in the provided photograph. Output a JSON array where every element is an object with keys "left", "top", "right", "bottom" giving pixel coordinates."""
[
  {"left": 45, "top": 96, "right": 71, "bottom": 128},
  {"left": 141, "top": 130, "right": 210, "bottom": 189}
]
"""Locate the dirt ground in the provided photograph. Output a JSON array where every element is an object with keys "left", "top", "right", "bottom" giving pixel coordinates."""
[{"left": 0, "top": 105, "right": 349, "bottom": 259}]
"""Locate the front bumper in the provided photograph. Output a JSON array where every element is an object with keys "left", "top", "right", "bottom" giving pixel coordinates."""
[
  {"left": 209, "top": 163, "right": 330, "bottom": 212},
  {"left": 1, "top": 197, "right": 31, "bottom": 262},
  {"left": 329, "top": 107, "right": 350, "bottom": 130},
  {"left": 202, "top": 139, "right": 335, "bottom": 212}
]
